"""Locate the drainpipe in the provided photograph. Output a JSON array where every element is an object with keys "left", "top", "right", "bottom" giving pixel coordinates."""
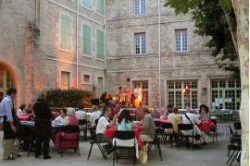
[
  {"left": 158, "top": 0, "right": 161, "bottom": 108},
  {"left": 104, "top": 0, "right": 107, "bottom": 92},
  {"left": 76, "top": 0, "right": 79, "bottom": 88}
]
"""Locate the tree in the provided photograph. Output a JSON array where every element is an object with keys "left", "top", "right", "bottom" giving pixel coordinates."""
[
  {"left": 165, "top": 0, "right": 240, "bottom": 79},
  {"left": 165, "top": 0, "right": 249, "bottom": 165}
]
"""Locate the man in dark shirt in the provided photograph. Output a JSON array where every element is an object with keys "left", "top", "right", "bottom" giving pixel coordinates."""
[{"left": 33, "top": 94, "right": 52, "bottom": 159}]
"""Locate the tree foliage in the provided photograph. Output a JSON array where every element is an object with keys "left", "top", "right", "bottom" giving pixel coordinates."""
[{"left": 165, "top": 0, "right": 239, "bottom": 79}]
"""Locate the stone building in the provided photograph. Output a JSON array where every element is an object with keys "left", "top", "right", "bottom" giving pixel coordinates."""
[{"left": 0, "top": 0, "right": 240, "bottom": 110}]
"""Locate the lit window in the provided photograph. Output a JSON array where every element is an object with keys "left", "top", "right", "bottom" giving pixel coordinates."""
[
  {"left": 175, "top": 29, "right": 187, "bottom": 52},
  {"left": 135, "top": 33, "right": 146, "bottom": 54},
  {"left": 133, "top": 80, "right": 149, "bottom": 105},
  {"left": 168, "top": 80, "right": 198, "bottom": 109},
  {"left": 134, "top": 0, "right": 145, "bottom": 16}
]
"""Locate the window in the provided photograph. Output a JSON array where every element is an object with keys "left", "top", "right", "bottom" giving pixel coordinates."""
[
  {"left": 168, "top": 80, "right": 198, "bottom": 109},
  {"left": 60, "top": 14, "right": 72, "bottom": 49},
  {"left": 96, "top": 76, "right": 104, "bottom": 97},
  {"left": 211, "top": 80, "right": 241, "bottom": 110},
  {"left": 133, "top": 80, "right": 149, "bottom": 105},
  {"left": 82, "top": 23, "right": 92, "bottom": 55},
  {"left": 0, "top": 67, "right": 14, "bottom": 101},
  {"left": 61, "top": 71, "right": 70, "bottom": 90},
  {"left": 81, "top": 0, "right": 93, "bottom": 9},
  {"left": 96, "top": 0, "right": 105, "bottom": 15},
  {"left": 96, "top": 29, "right": 105, "bottom": 59},
  {"left": 135, "top": 33, "right": 146, "bottom": 54},
  {"left": 134, "top": 0, "right": 145, "bottom": 16},
  {"left": 83, "top": 74, "right": 91, "bottom": 84},
  {"left": 175, "top": 29, "right": 187, "bottom": 52}
]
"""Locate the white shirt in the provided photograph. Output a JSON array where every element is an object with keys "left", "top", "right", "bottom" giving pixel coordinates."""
[
  {"left": 134, "top": 87, "right": 142, "bottom": 97},
  {"left": 89, "top": 110, "right": 102, "bottom": 127},
  {"left": 17, "top": 109, "right": 26, "bottom": 117},
  {"left": 181, "top": 112, "right": 201, "bottom": 135},
  {"left": 52, "top": 115, "right": 64, "bottom": 126},
  {"left": 75, "top": 110, "right": 87, "bottom": 120},
  {"left": 96, "top": 116, "right": 109, "bottom": 135},
  {"left": 181, "top": 113, "right": 201, "bottom": 125}
]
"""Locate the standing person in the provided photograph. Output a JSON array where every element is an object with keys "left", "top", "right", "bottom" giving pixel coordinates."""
[
  {"left": 124, "top": 78, "right": 132, "bottom": 107},
  {"left": 0, "top": 88, "right": 18, "bottom": 160},
  {"left": 33, "top": 94, "right": 52, "bottom": 159},
  {"left": 133, "top": 84, "right": 143, "bottom": 109}
]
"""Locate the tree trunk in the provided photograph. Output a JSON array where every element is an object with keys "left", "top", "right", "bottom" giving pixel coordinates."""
[{"left": 231, "top": 0, "right": 249, "bottom": 166}]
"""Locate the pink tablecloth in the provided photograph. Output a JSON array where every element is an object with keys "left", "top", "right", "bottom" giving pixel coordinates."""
[
  {"left": 18, "top": 115, "right": 30, "bottom": 121},
  {"left": 153, "top": 118, "right": 171, "bottom": 124}
]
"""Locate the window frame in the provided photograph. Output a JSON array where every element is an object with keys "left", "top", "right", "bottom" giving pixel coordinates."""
[
  {"left": 81, "top": 22, "right": 93, "bottom": 56},
  {"left": 134, "top": 32, "right": 146, "bottom": 55},
  {"left": 134, "top": 0, "right": 146, "bottom": 16},
  {"left": 60, "top": 71, "right": 71, "bottom": 90},
  {"left": 96, "top": 27, "right": 105, "bottom": 59},
  {"left": 175, "top": 29, "right": 188, "bottom": 52}
]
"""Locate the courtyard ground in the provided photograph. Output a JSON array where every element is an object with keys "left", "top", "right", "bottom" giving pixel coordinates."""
[{"left": 0, "top": 127, "right": 238, "bottom": 166}]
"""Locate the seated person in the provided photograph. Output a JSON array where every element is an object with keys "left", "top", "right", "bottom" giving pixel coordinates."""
[
  {"left": 181, "top": 108, "right": 201, "bottom": 143},
  {"left": 17, "top": 104, "right": 27, "bottom": 117},
  {"left": 63, "top": 107, "right": 79, "bottom": 126},
  {"left": 89, "top": 105, "right": 102, "bottom": 127},
  {"left": 138, "top": 107, "right": 156, "bottom": 142},
  {"left": 75, "top": 107, "right": 87, "bottom": 120},
  {"left": 117, "top": 109, "right": 133, "bottom": 131},
  {"left": 52, "top": 108, "right": 67, "bottom": 126},
  {"left": 168, "top": 107, "right": 181, "bottom": 133},
  {"left": 96, "top": 105, "right": 117, "bottom": 153}
]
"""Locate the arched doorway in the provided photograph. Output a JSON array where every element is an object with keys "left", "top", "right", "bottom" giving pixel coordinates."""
[
  {"left": 0, "top": 66, "right": 15, "bottom": 101},
  {"left": 0, "top": 61, "right": 18, "bottom": 104}
]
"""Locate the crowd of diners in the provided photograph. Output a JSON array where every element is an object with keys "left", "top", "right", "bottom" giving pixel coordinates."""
[{"left": 0, "top": 88, "right": 215, "bottom": 161}]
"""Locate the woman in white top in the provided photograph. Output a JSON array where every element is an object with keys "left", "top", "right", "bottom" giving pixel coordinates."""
[
  {"left": 16, "top": 104, "right": 26, "bottom": 117},
  {"left": 52, "top": 108, "right": 67, "bottom": 126}
]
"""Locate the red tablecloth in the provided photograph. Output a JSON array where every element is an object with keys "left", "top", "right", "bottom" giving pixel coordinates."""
[
  {"left": 153, "top": 118, "right": 170, "bottom": 124},
  {"left": 18, "top": 115, "right": 30, "bottom": 121},
  {"left": 105, "top": 126, "right": 143, "bottom": 149},
  {"left": 52, "top": 111, "right": 60, "bottom": 118}
]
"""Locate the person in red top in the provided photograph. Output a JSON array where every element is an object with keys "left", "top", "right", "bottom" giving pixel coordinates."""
[{"left": 63, "top": 108, "right": 79, "bottom": 126}]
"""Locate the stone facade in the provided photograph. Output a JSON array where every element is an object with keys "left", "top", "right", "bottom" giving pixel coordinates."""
[
  {"left": 0, "top": 0, "right": 235, "bottom": 109},
  {"left": 105, "top": 0, "right": 232, "bottom": 108}
]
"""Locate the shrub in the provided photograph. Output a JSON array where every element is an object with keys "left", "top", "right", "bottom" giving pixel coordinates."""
[{"left": 44, "top": 89, "right": 93, "bottom": 108}]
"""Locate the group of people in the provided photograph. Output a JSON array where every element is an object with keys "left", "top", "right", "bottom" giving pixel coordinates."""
[
  {"left": 162, "top": 104, "right": 215, "bottom": 145},
  {"left": 0, "top": 87, "right": 215, "bottom": 161}
]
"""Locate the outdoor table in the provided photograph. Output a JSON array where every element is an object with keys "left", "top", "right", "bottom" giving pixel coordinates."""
[
  {"left": 18, "top": 115, "right": 30, "bottom": 121},
  {"left": 153, "top": 118, "right": 170, "bottom": 124},
  {"left": 20, "top": 121, "right": 63, "bottom": 129}
]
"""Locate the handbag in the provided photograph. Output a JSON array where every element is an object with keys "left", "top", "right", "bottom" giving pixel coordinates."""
[
  {"left": 139, "top": 148, "right": 148, "bottom": 164},
  {"left": 184, "top": 113, "right": 201, "bottom": 140}
]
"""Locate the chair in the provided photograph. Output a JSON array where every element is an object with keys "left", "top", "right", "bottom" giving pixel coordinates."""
[
  {"left": 78, "top": 119, "right": 88, "bottom": 140},
  {"left": 147, "top": 132, "right": 163, "bottom": 161},
  {"left": 178, "top": 124, "right": 194, "bottom": 147},
  {"left": 54, "top": 125, "right": 80, "bottom": 157},
  {"left": 87, "top": 132, "right": 108, "bottom": 160},
  {"left": 161, "top": 123, "right": 174, "bottom": 146},
  {"left": 210, "top": 119, "right": 218, "bottom": 143},
  {"left": 113, "top": 131, "right": 136, "bottom": 166}
]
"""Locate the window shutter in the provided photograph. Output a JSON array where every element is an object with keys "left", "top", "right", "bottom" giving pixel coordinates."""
[
  {"left": 82, "top": 24, "right": 92, "bottom": 55},
  {"left": 96, "top": 0, "right": 105, "bottom": 15},
  {"left": 61, "top": 14, "right": 72, "bottom": 49},
  {"left": 96, "top": 29, "right": 104, "bottom": 59}
]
